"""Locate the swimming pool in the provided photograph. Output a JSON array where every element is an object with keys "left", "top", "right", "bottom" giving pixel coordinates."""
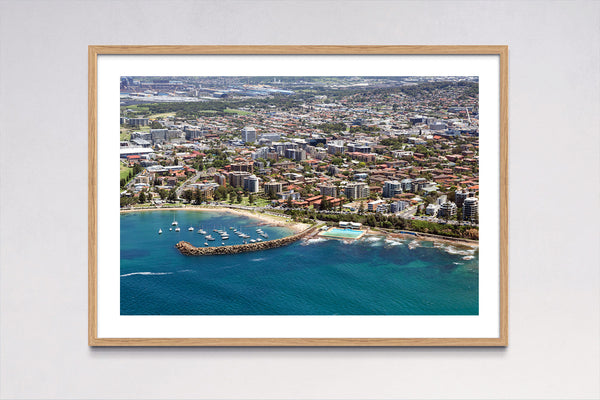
[{"left": 319, "top": 227, "right": 366, "bottom": 239}]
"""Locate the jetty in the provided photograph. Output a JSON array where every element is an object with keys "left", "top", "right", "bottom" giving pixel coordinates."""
[{"left": 175, "top": 225, "right": 319, "bottom": 256}]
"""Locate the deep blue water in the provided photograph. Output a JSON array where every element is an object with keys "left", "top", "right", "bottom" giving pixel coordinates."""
[{"left": 120, "top": 210, "right": 479, "bottom": 315}]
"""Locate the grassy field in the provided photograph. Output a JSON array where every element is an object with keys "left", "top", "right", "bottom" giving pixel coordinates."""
[
  {"left": 147, "top": 112, "right": 176, "bottom": 119},
  {"left": 120, "top": 164, "right": 133, "bottom": 180},
  {"left": 225, "top": 196, "right": 270, "bottom": 207},
  {"left": 224, "top": 108, "right": 254, "bottom": 115},
  {"left": 120, "top": 128, "right": 131, "bottom": 141}
]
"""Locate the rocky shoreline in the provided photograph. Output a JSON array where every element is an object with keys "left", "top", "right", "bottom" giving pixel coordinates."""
[{"left": 175, "top": 225, "right": 319, "bottom": 256}]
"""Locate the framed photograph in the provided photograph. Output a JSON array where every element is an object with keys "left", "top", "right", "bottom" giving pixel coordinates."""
[{"left": 89, "top": 45, "right": 508, "bottom": 346}]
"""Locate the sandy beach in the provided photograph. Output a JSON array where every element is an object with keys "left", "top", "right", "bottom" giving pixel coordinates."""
[{"left": 120, "top": 205, "right": 311, "bottom": 233}]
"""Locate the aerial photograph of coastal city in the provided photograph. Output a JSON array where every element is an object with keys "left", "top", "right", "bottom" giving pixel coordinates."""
[{"left": 119, "top": 76, "right": 480, "bottom": 315}]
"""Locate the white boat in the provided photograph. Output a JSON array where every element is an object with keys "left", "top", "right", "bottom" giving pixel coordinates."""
[
  {"left": 221, "top": 235, "right": 229, "bottom": 240},
  {"left": 206, "top": 235, "right": 215, "bottom": 241},
  {"left": 175, "top": 227, "right": 180, "bottom": 232},
  {"left": 169, "top": 228, "right": 172, "bottom": 231},
  {"left": 256, "top": 238, "right": 262, "bottom": 242},
  {"left": 204, "top": 242, "right": 208, "bottom": 246},
  {"left": 158, "top": 229, "right": 163, "bottom": 234},
  {"left": 171, "top": 218, "right": 178, "bottom": 226},
  {"left": 188, "top": 227, "right": 194, "bottom": 231},
  {"left": 250, "top": 239, "right": 256, "bottom": 243}
]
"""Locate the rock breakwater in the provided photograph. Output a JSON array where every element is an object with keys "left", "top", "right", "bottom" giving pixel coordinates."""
[{"left": 175, "top": 225, "right": 318, "bottom": 256}]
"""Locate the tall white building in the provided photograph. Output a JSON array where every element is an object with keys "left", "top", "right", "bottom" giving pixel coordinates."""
[
  {"left": 344, "top": 182, "right": 369, "bottom": 199},
  {"left": 243, "top": 175, "right": 260, "bottom": 193},
  {"left": 241, "top": 126, "right": 257, "bottom": 143},
  {"left": 383, "top": 180, "right": 402, "bottom": 198},
  {"left": 463, "top": 197, "right": 479, "bottom": 221},
  {"left": 439, "top": 201, "right": 457, "bottom": 218}
]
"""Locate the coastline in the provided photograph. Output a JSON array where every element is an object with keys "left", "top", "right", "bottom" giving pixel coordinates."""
[
  {"left": 120, "top": 206, "right": 477, "bottom": 247},
  {"left": 120, "top": 205, "right": 311, "bottom": 233},
  {"left": 365, "top": 227, "right": 479, "bottom": 248}
]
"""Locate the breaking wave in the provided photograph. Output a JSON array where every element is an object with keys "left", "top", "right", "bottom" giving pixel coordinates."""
[
  {"left": 120, "top": 271, "right": 174, "bottom": 278},
  {"left": 301, "top": 238, "right": 327, "bottom": 246},
  {"left": 384, "top": 238, "right": 404, "bottom": 246}
]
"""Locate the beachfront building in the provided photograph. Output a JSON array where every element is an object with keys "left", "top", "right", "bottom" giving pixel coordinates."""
[
  {"left": 319, "top": 184, "right": 338, "bottom": 198},
  {"left": 277, "top": 190, "right": 301, "bottom": 201},
  {"left": 382, "top": 180, "right": 403, "bottom": 198},
  {"left": 241, "top": 126, "right": 257, "bottom": 143},
  {"left": 243, "top": 175, "right": 260, "bottom": 193},
  {"left": 367, "top": 199, "right": 385, "bottom": 212},
  {"left": 426, "top": 203, "right": 440, "bottom": 216},
  {"left": 439, "top": 201, "right": 458, "bottom": 218},
  {"left": 344, "top": 182, "right": 369, "bottom": 200},
  {"left": 455, "top": 189, "right": 476, "bottom": 207},
  {"left": 229, "top": 171, "right": 251, "bottom": 188},
  {"left": 463, "top": 197, "right": 479, "bottom": 221},
  {"left": 214, "top": 173, "right": 227, "bottom": 186},
  {"left": 390, "top": 200, "right": 410, "bottom": 213},
  {"left": 264, "top": 181, "right": 283, "bottom": 196}
]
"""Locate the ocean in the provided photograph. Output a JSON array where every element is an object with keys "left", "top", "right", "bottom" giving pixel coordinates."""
[{"left": 120, "top": 210, "right": 479, "bottom": 315}]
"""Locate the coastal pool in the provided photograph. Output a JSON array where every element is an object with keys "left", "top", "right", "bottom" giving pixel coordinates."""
[{"left": 320, "top": 227, "right": 366, "bottom": 239}]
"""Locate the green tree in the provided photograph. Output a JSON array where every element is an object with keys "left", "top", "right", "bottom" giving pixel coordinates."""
[
  {"left": 248, "top": 193, "right": 255, "bottom": 204},
  {"left": 168, "top": 188, "right": 177, "bottom": 202},
  {"left": 182, "top": 190, "right": 193, "bottom": 203},
  {"left": 138, "top": 191, "right": 146, "bottom": 203}
]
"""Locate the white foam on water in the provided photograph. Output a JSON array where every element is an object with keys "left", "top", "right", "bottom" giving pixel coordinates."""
[
  {"left": 120, "top": 271, "right": 174, "bottom": 277},
  {"left": 363, "top": 235, "right": 381, "bottom": 242},
  {"left": 251, "top": 257, "right": 267, "bottom": 262},
  {"left": 463, "top": 255, "right": 475, "bottom": 260},
  {"left": 384, "top": 238, "right": 404, "bottom": 246},
  {"left": 302, "top": 238, "right": 327, "bottom": 245},
  {"left": 453, "top": 262, "right": 464, "bottom": 265}
]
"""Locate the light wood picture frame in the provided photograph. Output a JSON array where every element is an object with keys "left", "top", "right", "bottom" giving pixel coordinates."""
[{"left": 89, "top": 45, "right": 508, "bottom": 346}]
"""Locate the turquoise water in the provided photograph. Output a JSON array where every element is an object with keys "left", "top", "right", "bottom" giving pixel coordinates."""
[
  {"left": 321, "top": 227, "right": 365, "bottom": 239},
  {"left": 120, "top": 210, "right": 479, "bottom": 315}
]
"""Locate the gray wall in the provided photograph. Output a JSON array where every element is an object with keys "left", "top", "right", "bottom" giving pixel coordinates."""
[{"left": 1, "top": 1, "right": 598, "bottom": 399}]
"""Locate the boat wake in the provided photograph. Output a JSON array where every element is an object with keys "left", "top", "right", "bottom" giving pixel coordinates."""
[{"left": 120, "top": 271, "right": 174, "bottom": 278}]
